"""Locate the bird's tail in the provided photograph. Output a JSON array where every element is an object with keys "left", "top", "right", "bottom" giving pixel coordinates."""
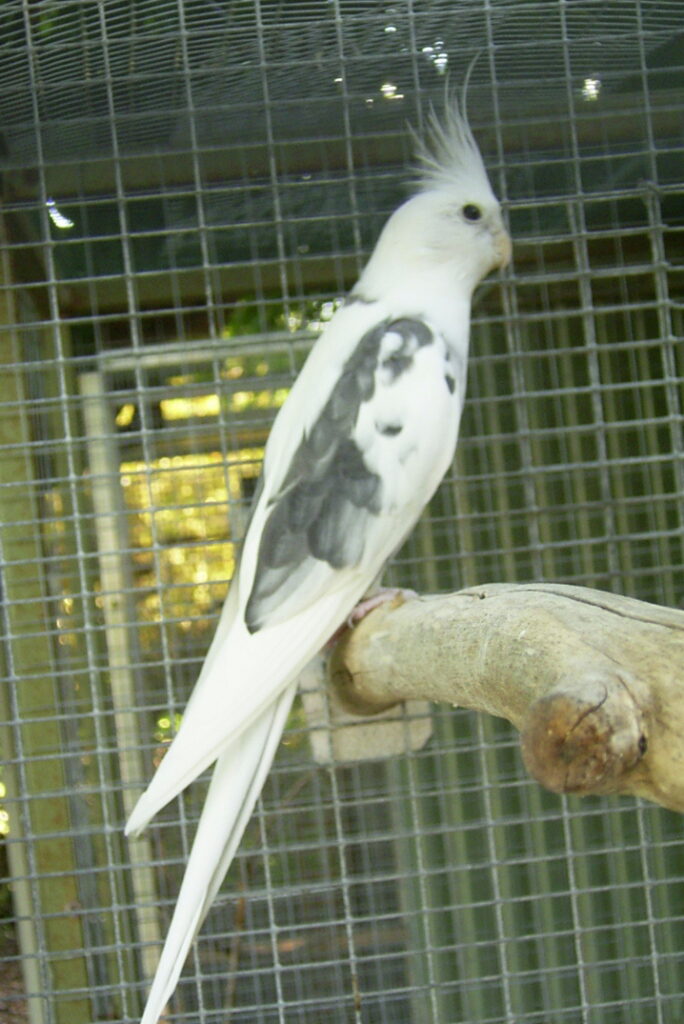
[
  {"left": 138, "top": 682, "right": 296, "bottom": 1024},
  {"left": 125, "top": 580, "right": 365, "bottom": 839}
]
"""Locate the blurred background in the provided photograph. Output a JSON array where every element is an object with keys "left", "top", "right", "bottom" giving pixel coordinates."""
[{"left": 0, "top": 1, "right": 683, "bottom": 1022}]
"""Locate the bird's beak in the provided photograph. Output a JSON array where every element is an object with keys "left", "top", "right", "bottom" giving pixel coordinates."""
[{"left": 494, "top": 229, "right": 512, "bottom": 269}]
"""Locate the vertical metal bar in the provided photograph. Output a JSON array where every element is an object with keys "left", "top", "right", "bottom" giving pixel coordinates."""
[
  {"left": 476, "top": 716, "right": 515, "bottom": 1024},
  {"left": 560, "top": 798, "right": 590, "bottom": 1024},
  {"left": 450, "top": 445, "right": 479, "bottom": 588},
  {"left": 326, "top": 759, "right": 365, "bottom": 1024},
  {"left": 176, "top": 0, "right": 218, "bottom": 341},
  {"left": 555, "top": 314, "right": 600, "bottom": 584},
  {"left": 484, "top": 3, "right": 545, "bottom": 582},
  {"left": 78, "top": 372, "right": 163, "bottom": 985},
  {"left": 0, "top": 533, "right": 48, "bottom": 1024},
  {"left": 257, "top": 796, "right": 287, "bottom": 1024},
  {"left": 641, "top": 185, "right": 684, "bottom": 572},
  {"left": 402, "top": 750, "right": 441, "bottom": 1023},
  {"left": 558, "top": 0, "right": 621, "bottom": 592},
  {"left": 631, "top": 9, "right": 674, "bottom": 1012},
  {"left": 426, "top": 713, "right": 485, "bottom": 1022},
  {"left": 405, "top": 0, "right": 425, "bottom": 133},
  {"left": 253, "top": 0, "right": 292, "bottom": 320},
  {"left": 331, "top": 0, "right": 365, "bottom": 277}
]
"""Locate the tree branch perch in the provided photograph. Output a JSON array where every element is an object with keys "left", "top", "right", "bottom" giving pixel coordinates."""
[{"left": 328, "top": 584, "right": 684, "bottom": 813}]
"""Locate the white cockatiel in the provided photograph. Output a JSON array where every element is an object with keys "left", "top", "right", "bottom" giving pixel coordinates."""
[{"left": 126, "top": 103, "right": 511, "bottom": 1023}]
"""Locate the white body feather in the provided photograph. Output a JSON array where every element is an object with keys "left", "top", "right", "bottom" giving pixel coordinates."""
[{"left": 126, "top": 104, "right": 511, "bottom": 1024}]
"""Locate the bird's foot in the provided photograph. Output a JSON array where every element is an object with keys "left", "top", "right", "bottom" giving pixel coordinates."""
[
  {"left": 345, "top": 587, "right": 417, "bottom": 628},
  {"left": 326, "top": 588, "right": 417, "bottom": 648}
]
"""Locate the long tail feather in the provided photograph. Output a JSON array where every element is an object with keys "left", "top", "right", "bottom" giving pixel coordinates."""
[
  {"left": 138, "top": 684, "right": 296, "bottom": 1024},
  {"left": 126, "top": 581, "right": 365, "bottom": 837}
]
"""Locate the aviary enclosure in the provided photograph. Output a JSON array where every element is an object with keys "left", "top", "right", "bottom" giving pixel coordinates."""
[{"left": 1, "top": 2, "right": 683, "bottom": 1022}]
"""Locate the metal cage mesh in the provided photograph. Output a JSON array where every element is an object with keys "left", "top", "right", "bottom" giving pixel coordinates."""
[{"left": 1, "top": 1, "right": 683, "bottom": 1022}]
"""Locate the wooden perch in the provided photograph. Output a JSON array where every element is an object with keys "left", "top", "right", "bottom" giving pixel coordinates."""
[{"left": 328, "top": 584, "right": 684, "bottom": 814}]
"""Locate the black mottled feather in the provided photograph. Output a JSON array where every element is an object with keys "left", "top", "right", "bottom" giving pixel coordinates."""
[{"left": 245, "top": 317, "right": 434, "bottom": 631}]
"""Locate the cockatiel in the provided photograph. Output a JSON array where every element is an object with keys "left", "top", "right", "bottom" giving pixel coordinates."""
[{"left": 126, "top": 102, "right": 511, "bottom": 1023}]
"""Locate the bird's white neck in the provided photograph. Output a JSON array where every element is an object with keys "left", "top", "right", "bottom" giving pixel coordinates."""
[{"left": 356, "top": 257, "right": 474, "bottom": 350}]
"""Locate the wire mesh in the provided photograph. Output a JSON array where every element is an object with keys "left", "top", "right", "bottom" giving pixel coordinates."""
[{"left": 1, "top": 1, "right": 683, "bottom": 1023}]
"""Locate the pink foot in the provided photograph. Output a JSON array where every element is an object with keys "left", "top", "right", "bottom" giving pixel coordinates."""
[
  {"left": 345, "top": 587, "right": 417, "bottom": 628},
  {"left": 326, "top": 588, "right": 417, "bottom": 648}
]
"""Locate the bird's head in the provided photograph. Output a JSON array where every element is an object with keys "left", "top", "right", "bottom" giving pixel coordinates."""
[{"left": 361, "top": 102, "right": 511, "bottom": 297}]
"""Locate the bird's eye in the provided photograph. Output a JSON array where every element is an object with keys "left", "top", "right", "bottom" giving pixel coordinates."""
[{"left": 462, "top": 204, "right": 482, "bottom": 222}]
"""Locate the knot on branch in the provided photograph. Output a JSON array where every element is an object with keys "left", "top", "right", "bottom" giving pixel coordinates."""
[{"left": 520, "top": 672, "right": 647, "bottom": 797}]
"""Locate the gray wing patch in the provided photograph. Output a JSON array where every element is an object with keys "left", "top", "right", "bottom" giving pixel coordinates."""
[{"left": 245, "top": 316, "right": 434, "bottom": 632}]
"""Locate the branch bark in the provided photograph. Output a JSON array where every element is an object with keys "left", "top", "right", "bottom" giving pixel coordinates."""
[{"left": 328, "top": 584, "right": 684, "bottom": 814}]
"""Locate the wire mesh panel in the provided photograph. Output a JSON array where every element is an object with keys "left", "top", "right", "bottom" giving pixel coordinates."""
[{"left": 1, "top": 1, "right": 683, "bottom": 1022}]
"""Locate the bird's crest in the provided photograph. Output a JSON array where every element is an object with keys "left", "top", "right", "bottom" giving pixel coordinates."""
[
  {"left": 411, "top": 56, "right": 492, "bottom": 194},
  {"left": 412, "top": 99, "right": 491, "bottom": 194}
]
